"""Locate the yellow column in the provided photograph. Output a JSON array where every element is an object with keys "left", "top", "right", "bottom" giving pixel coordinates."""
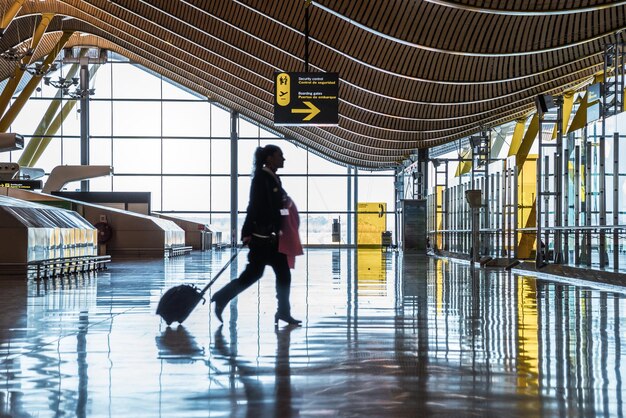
[
  {"left": 30, "top": 13, "right": 55, "bottom": 52},
  {"left": 0, "top": 0, "right": 26, "bottom": 33},
  {"left": 28, "top": 64, "right": 101, "bottom": 166},
  {"left": 29, "top": 99, "right": 78, "bottom": 166},
  {"left": 20, "top": 49, "right": 90, "bottom": 166},
  {"left": 436, "top": 185, "right": 444, "bottom": 248},
  {"left": 0, "top": 13, "right": 54, "bottom": 118},
  {"left": 0, "top": 30, "right": 73, "bottom": 133},
  {"left": 567, "top": 93, "right": 588, "bottom": 134},
  {"left": 18, "top": 63, "right": 81, "bottom": 167},
  {"left": 514, "top": 114, "right": 539, "bottom": 170},
  {"left": 507, "top": 118, "right": 527, "bottom": 157},
  {"left": 454, "top": 147, "right": 472, "bottom": 177}
]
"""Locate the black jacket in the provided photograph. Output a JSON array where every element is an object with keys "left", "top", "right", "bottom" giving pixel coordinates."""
[{"left": 241, "top": 169, "right": 286, "bottom": 240}]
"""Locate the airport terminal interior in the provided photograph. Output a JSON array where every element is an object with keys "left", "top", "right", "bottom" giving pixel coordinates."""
[{"left": 1, "top": 1, "right": 626, "bottom": 417}]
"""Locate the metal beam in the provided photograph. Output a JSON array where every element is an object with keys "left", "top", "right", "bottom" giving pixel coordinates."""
[
  {"left": 230, "top": 110, "right": 238, "bottom": 246},
  {"left": 79, "top": 60, "right": 90, "bottom": 191}
]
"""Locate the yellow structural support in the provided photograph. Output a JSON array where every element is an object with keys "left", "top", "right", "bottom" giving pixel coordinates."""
[
  {"left": 594, "top": 71, "right": 605, "bottom": 84},
  {"left": 0, "top": 30, "right": 73, "bottom": 133},
  {"left": 436, "top": 185, "right": 444, "bottom": 249},
  {"left": 517, "top": 198, "right": 537, "bottom": 259},
  {"left": 0, "top": 13, "right": 54, "bottom": 118},
  {"left": 0, "top": 66, "right": 27, "bottom": 119},
  {"left": 17, "top": 89, "right": 69, "bottom": 167},
  {"left": 568, "top": 92, "right": 588, "bottom": 134},
  {"left": 30, "top": 13, "right": 55, "bottom": 58},
  {"left": 0, "top": 0, "right": 26, "bottom": 33},
  {"left": 507, "top": 118, "right": 527, "bottom": 157},
  {"left": 454, "top": 147, "right": 471, "bottom": 177},
  {"left": 29, "top": 100, "right": 78, "bottom": 167},
  {"left": 514, "top": 114, "right": 539, "bottom": 169},
  {"left": 18, "top": 62, "right": 82, "bottom": 167}
]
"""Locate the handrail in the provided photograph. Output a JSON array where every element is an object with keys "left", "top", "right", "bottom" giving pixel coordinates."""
[{"left": 518, "top": 225, "right": 626, "bottom": 232}]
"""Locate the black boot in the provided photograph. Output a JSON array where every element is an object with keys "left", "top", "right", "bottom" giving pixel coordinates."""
[
  {"left": 210, "top": 297, "right": 226, "bottom": 323},
  {"left": 274, "top": 312, "right": 302, "bottom": 326}
]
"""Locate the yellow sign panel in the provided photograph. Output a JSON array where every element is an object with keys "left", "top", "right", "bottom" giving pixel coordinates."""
[
  {"left": 274, "top": 72, "right": 339, "bottom": 125},
  {"left": 357, "top": 202, "right": 386, "bottom": 246},
  {"left": 276, "top": 72, "right": 291, "bottom": 106}
]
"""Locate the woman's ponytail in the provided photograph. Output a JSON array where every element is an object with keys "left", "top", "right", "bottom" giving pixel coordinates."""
[
  {"left": 253, "top": 146, "right": 266, "bottom": 172},
  {"left": 252, "top": 144, "right": 281, "bottom": 172}
]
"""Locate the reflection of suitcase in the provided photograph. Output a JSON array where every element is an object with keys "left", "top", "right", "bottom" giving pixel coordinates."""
[{"left": 156, "top": 284, "right": 204, "bottom": 325}]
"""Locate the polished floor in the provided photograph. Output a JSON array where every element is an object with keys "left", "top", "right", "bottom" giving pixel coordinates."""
[{"left": 1, "top": 248, "right": 625, "bottom": 417}]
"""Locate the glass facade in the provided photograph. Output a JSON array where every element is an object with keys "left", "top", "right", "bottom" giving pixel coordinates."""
[
  {"left": 5, "top": 53, "right": 396, "bottom": 246},
  {"left": 401, "top": 72, "right": 626, "bottom": 271}
]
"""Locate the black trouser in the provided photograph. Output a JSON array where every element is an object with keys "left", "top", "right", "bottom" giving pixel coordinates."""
[{"left": 211, "top": 236, "right": 292, "bottom": 315}]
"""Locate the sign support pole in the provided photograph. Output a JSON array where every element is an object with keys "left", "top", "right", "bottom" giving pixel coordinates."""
[{"left": 304, "top": 1, "right": 311, "bottom": 72}]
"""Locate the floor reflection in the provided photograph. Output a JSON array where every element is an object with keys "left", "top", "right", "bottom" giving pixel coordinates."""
[
  {"left": 0, "top": 250, "right": 624, "bottom": 417},
  {"left": 156, "top": 325, "right": 205, "bottom": 362},
  {"left": 211, "top": 324, "right": 301, "bottom": 418}
]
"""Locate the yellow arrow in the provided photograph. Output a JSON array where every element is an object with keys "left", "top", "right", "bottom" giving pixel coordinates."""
[{"left": 291, "top": 101, "right": 320, "bottom": 121}]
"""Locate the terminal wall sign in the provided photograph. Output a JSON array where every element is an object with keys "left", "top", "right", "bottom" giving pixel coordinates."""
[{"left": 274, "top": 72, "right": 338, "bottom": 126}]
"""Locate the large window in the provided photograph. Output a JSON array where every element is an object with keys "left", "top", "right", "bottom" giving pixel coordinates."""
[{"left": 6, "top": 53, "right": 395, "bottom": 245}]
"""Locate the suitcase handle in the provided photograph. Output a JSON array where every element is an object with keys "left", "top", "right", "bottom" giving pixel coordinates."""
[{"left": 199, "top": 245, "right": 244, "bottom": 296}]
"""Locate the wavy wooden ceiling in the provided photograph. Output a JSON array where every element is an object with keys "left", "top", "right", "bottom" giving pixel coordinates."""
[{"left": 0, "top": 0, "right": 624, "bottom": 168}]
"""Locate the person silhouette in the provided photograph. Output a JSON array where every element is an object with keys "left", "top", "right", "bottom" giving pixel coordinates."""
[{"left": 211, "top": 145, "right": 301, "bottom": 326}]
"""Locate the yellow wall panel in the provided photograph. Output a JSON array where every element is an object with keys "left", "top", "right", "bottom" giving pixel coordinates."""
[
  {"left": 517, "top": 156, "right": 537, "bottom": 259},
  {"left": 357, "top": 202, "right": 386, "bottom": 246},
  {"left": 436, "top": 186, "right": 444, "bottom": 248}
]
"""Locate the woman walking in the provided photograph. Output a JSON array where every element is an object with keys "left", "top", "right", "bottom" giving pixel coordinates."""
[{"left": 211, "top": 145, "right": 302, "bottom": 326}]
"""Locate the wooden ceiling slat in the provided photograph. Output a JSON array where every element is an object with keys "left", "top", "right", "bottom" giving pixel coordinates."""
[
  {"left": 420, "top": 4, "right": 440, "bottom": 48},
  {"left": 0, "top": 0, "right": 622, "bottom": 168}
]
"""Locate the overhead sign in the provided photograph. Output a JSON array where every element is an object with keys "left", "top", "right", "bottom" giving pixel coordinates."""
[
  {"left": 0, "top": 180, "right": 42, "bottom": 190},
  {"left": 274, "top": 72, "right": 339, "bottom": 126}
]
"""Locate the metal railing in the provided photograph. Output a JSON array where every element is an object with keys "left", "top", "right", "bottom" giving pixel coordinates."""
[{"left": 27, "top": 255, "right": 111, "bottom": 280}]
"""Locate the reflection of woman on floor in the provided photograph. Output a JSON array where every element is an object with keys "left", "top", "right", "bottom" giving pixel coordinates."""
[
  {"left": 213, "top": 325, "right": 266, "bottom": 418},
  {"left": 275, "top": 325, "right": 300, "bottom": 418},
  {"left": 212, "top": 325, "right": 300, "bottom": 418}
]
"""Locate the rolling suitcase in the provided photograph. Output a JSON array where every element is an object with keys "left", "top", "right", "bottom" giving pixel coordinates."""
[{"left": 156, "top": 247, "right": 242, "bottom": 325}]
